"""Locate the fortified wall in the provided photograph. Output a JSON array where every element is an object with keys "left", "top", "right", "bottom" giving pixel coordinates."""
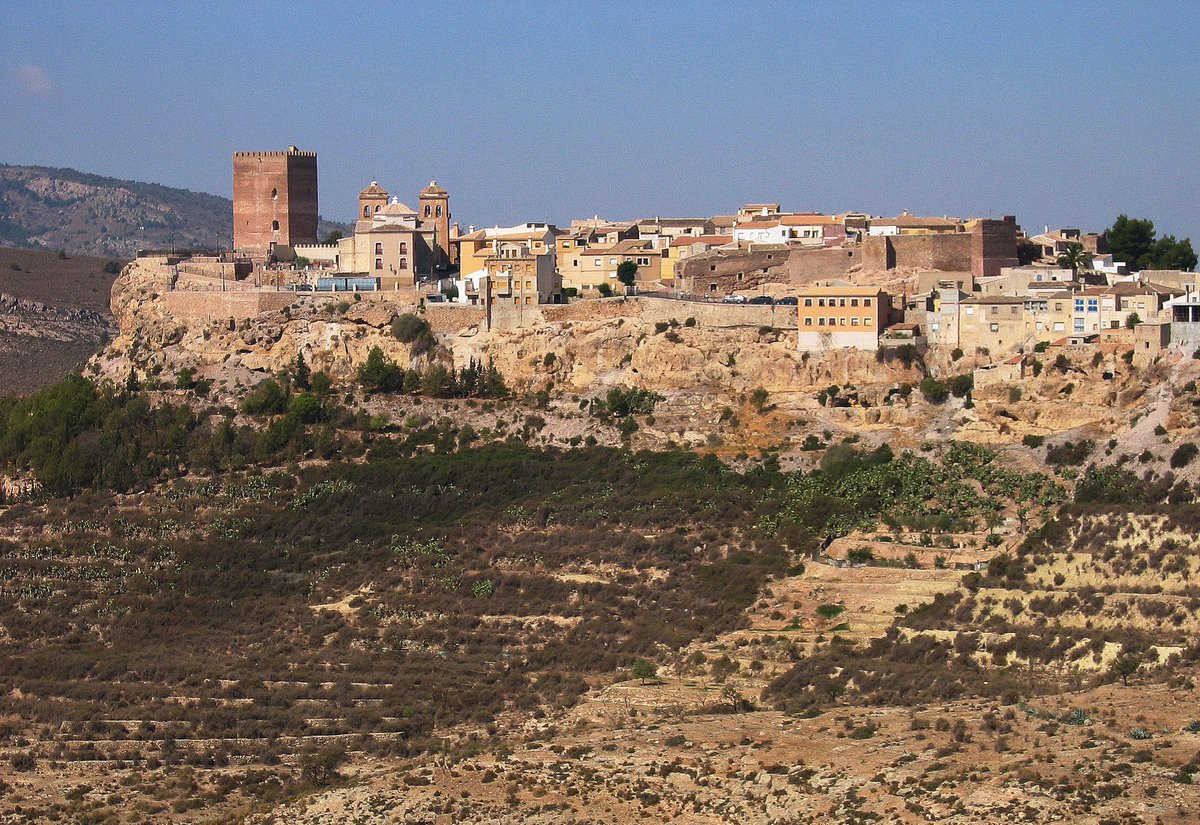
[
  {"left": 163, "top": 290, "right": 294, "bottom": 322},
  {"left": 674, "top": 248, "right": 790, "bottom": 296},
  {"left": 861, "top": 233, "right": 973, "bottom": 272}
]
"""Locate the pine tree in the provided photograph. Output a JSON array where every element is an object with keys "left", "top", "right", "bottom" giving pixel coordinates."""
[{"left": 294, "top": 351, "right": 311, "bottom": 391}]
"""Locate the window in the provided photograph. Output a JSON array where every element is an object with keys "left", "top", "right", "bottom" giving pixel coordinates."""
[
  {"left": 363, "top": 206, "right": 370, "bottom": 218},
  {"left": 271, "top": 188, "right": 277, "bottom": 198},
  {"left": 594, "top": 259, "right": 602, "bottom": 267},
  {"left": 374, "top": 243, "right": 383, "bottom": 255},
  {"left": 399, "top": 242, "right": 408, "bottom": 254},
  {"left": 990, "top": 323, "right": 999, "bottom": 332},
  {"left": 710, "top": 283, "right": 718, "bottom": 292},
  {"left": 525, "top": 280, "right": 532, "bottom": 289},
  {"left": 1074, "top": 299, "right": 1084, "bottom": 312},
  {"left": 1011, "top": 306, "right": 1019, "bottom": 315},
  {"left": 608, "top": 258, "right": 617, "bottom": 265},
  {"left": 965, "top": 306, "right": 974, "bottom": 315},
  {"left": 737, "top": 273, "right": 744, "bottom": 281},
  {"left": 399, "top": 257, "right": 407, "bottom": 269},
  {"left": 803, "top": 298, "right": 813, "bottom": 307},
  {"left": 839, "top": 298, "right": 846, "bottom": 307},
  {"left": 864, "top": 317, "right": 873, "bottom": 326},
  {"left": 818, "top": 298, "right": 826, "bottom": 307},
  {"left": 572, "top": 260, "right": 579, "bottom": 267},
  {"left": 850, "top": 298, "right": 859, "bottom": 306},
  {"left": 424, "top": 205, "right": 431, "bottom": 217},
  {"left": 1073, "top": 317, "right": 1085, "bottom": 332},
  {"left": 839, "top": 317, "right": 847, "bottom": 326},
  {"left": 851, "top": 317, "right": 859, "bottom": 325},
  {"left": 436, "top": 205, "right": 442, "bottom": 217},
  {"left": 374, "top": 257, "right": 383, "bottom": 270},
  {"left": 864, "top": 298, "right": 872, "bottom": 307},
  {"left": 271, "top": 220, "right": 280, "bottom": 231},
  {"left": 710, "top": 265, "right": 717, "bottom": 271},
  {"left": 818, "top": 317, "right": 826, "bottom": 326},
  {"left": 637, "top": 257, "right": 651, "bottom": 266},
  {"left": 1087, "top": 299, "right": 1099, "bottom": 312},
  {"left": 1055, "top": 302, "right": 1062, "bottom": 311},
  {"left": 804, "top": 317, "right": 813, "bottom": 326}
]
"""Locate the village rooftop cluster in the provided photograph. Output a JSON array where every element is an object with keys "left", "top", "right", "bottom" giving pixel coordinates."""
[{"left": 212, "top": 146, "right": 1200, "bottom": 360}]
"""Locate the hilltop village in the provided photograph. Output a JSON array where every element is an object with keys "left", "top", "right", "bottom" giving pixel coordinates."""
[
  {"left": 153, "top": 146, "right": 1199, "bottom": 367},
  {"left": 7, "top": 148, "right": 1200, "bottom": 825}
]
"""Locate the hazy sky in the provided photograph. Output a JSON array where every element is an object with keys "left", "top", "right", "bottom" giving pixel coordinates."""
[{"left": 3, "top": 2, "right": 1199, "bottom": 241}]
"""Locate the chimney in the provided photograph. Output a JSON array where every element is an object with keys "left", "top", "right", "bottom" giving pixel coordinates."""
[{"left": 451, "top": 222, "right": 460, "bottom": 238}]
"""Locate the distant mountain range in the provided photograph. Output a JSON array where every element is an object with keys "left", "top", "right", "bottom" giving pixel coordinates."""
[{"left": 0, "top": 164, "right": 348, "bottom": 258}]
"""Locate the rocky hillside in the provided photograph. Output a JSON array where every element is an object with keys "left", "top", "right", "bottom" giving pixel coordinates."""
[
  {"left": 0, "top": 248, "right": 118, "bottom": 395},
  {"left": 0, "top": 164, "right": 347, "bottom": 257}
]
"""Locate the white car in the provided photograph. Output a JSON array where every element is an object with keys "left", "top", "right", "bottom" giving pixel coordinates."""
[{"left": 722, "top": 294, "right": 747, "bottom": 304}]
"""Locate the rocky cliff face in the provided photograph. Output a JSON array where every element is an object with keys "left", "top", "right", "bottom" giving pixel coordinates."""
[
  {"left": 98, "top": 261, "right": 924, "bottom": 401},
  {"left": 96, "top": 259, "right": 1177, "bottom": 455}
]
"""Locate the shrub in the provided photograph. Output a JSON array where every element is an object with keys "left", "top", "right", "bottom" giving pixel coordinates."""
[
  {"left": 919, "top": 378, "right": 948, "bottom": 404},
  {"left": 241, "top": 379, "right": 287, "bottom": 415},
  {"left": 9, "top": 752, "right": 35, "bottom": 772},
  {"left": 947, "top": 374, "right": 973, "bottom": 398},
  {"left": 1170, "top": 443, "right": 1198, "bottom": 469},
  {"left": 816, "top": 604, "right": 845, "bottom": 620},
  {"left": 631, "top": 659, "right": 657, "bottom": 685},
  {"left": 299, "top": 746, "right": 346, "bottom": 786},
  {"left": 392, "top": 313, "right": 435, "bottom": 354},
  {"left": 847, "top": 546, "right": 874, "bottom": 565},
  {"left": 951, "top": 347, "right": 964, "bottom": 361},
  {"left": 1046, "top": 439, "right": 1093, "bottom": 466},
  {"left": 596, "top": 282, "right": 614, "bottom": 298},
  {"left": 1022, "top": 434, "right": 1045, "bottom": 449},
  {"left": 358, "top": 347, "right": 405, "bottom": 393}
]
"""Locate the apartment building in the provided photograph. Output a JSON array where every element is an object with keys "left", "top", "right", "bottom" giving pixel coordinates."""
[
  {"left": 456, "top": 223, "right": 560, "bottom": 305},
  {"left": 796, "top": 287, "right": 890, "bottom": 351}
]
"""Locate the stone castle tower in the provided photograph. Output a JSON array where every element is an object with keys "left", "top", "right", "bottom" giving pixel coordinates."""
[
  {"left": 232, "top": 146, "right": 318, "bottom": 254},
  {"left": 418, "top": 180, "right": 452, "bottom": 268}
]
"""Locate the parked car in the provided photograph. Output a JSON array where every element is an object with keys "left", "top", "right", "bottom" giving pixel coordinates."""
[
  {"left": 748, "top": 295, "right": 774, "bottom": 305},
  {"left": 776, "top": 296, "right": 798, "bottom": 305},
  {"left": 722, "top": 294, "right": 747, "bottom": 304}
]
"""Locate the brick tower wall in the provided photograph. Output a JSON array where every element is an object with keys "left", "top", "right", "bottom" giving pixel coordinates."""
[
  {"left": 971, "top": 216, "right": 1019, "bottom": 279},
  {"left": 233, "top": 149, "right": 319, "bottom": 253}
]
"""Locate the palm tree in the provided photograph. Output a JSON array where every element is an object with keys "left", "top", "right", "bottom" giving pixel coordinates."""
[{"left": 1056, "top": 241, "right": 1092, "bottom": 274}]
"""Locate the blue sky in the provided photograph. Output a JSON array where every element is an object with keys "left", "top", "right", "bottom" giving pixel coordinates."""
[{"left": 3, "top": 1, "right": 1199, "bottom": 242}]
